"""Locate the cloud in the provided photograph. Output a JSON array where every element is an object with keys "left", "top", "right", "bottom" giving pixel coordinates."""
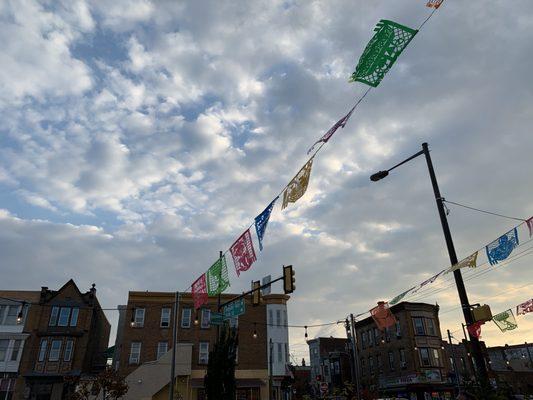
[{"left": 1, "top": 0, "right": 533, "bottom": 358}]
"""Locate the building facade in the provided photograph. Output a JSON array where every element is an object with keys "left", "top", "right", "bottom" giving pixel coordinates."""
[
  {"left": 14, "top": 280, "right": 110, "bottom": 400},
  {"left": 114, "top": 291, "right": 291, "bottom": 400},
  {"left": 355, "top": 302, "right": 454, "bottom": 400},
  {"left": 0, "top": 291, "right": 39, "bottom": 400},
  {"left": 307, "top": 337, "right": 352, "bottom": 396},
  {"left": 487, "top": 343, "right": 533, "bottom": 396}
]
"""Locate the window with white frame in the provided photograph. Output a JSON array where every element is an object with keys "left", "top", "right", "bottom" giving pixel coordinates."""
[
  {"left": 64, "top": 340, "right": 74, "bottom": 362},
  {"left": 419, "top": 348, "right": 431, "bottom": 366},
  {"left": 4, "top": 306, "right": 19, "bottom": 325},
  {"left": 157, "top": 342, "right": 168, "bottom": 359},
  {"left": 49, "top": 307, "right": 59, "bottom": 326},
  {"left": 129, "top": 342, "right": 141, "bottom": 364},
  {"left": 49, "top": 340, "right": 62, "bottom": 361},
  {"left": 181, "top": 308, "right": 191, "bottom": 328},
  {"left": 199, "top": 342, "right": 209, "bottom": 364},
  {"left": 432, "top": 348, "right": 440, "bottom": 366},
  {"left": 161, "top": 308, "right": 171, "bottom": 328},
  {"left": 38, "top": 340, "right": 47, "bottom": 362},
  {"left": 427, "top": 318, "right": 436, "bottom": 336},
  {"left": 201, "top": 309, "right": 211, "bottom": 328},
  {"left": 0, "top": 340, "right": 8, "bottom": 361},
  {"left": 11, "top": 339, "right": 22, "bottom": 361},
  {"left": 413, "top": 317, "right": 425, "bottom": 335},
  {"left": 134, "top": 308, "right": 145, "bottom": 327},
  {"left": 70, "top": 308, "right": 79, "bottom": 327},
  {"left": 58, "top": 308, "right": 71, "bottom": 326}
]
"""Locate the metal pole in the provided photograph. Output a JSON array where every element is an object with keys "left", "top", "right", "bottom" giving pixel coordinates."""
[
  {"left": 217, "top": 250, "right": 222, "bottom": 338},
  {"left": 448, "top": 329, "right": 461, "bottom": 394},
  {"left": 169, "top": 291, "right": 180, "bottom": 400},
  {"left": 269, "top": 338, "right": 274, "bottom": 400},
  {"left": 344, "top": 319, "right": 356, "bottom": 388},
  {"left": 422, "top": 142, "right": 488, "bottom": 386},
  {"left": 349, "top": 314, "right": 361, "bottom": 400}
]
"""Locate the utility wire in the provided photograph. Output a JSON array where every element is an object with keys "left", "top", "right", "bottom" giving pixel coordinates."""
[{"left": 443, "top": 199, "right": 527, "bottom": 222}]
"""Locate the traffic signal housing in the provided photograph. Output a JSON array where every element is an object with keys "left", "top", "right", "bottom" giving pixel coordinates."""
[
  {"left": 252, "top": 280, "right": 261, "bottom": 306},
  {"left": 283, "top": 265, "right": 295, "bottom": 294}
]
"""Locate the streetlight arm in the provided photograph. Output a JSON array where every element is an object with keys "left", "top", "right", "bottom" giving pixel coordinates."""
[{"left": 369, "top": 149, "right": 424, "bottom": 181}]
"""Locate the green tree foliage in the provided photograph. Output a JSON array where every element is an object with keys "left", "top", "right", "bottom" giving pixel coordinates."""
[
  {"left": 204, "top": 325, "right": 238, "bottom": 400},
  {"left": 66, "top": 367, "right": 128, "bottom": 400}
]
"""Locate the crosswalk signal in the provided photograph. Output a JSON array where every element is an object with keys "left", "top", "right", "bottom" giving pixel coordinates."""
[
  {"left": 252, "top": 280, "right": 261, "bottom": 306},
  {"left": 283, "top": 265, "right": 295, "bottom": 294}
]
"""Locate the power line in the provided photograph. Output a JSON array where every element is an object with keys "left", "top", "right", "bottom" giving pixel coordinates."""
[{"left": 443, "top": 199, "right": 527, "bottom": 222}]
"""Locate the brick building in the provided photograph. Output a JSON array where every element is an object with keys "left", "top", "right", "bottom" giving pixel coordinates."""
[
  {"left": 14, "top": 280, "right": 110, "bottom": 400},
  {"left": 307, "top": 337, "right": 352, "bottom": 396},
  {"left": 114, "top": 291, "right": 291, "bottom": 400},
  {"left": 487, "top": 343, "right": 533, "bottom": 396},
  {"left": 354, "top": 302, "right": 454, "bottom": 400},
  {"left": 0, "top": 291, "right": 39, "bottom": 400}
]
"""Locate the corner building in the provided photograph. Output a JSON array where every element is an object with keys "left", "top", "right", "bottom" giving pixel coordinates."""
[
  {"left": 114, "top": 291, "right": 291, "bottom": 400},
  {"left": 354, "top": 302, "right": 454, "bottom": 400}
]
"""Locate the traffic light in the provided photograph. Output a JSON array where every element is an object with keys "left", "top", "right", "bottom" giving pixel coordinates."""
[
  {"left": 283, "top": 265, "right": 295, "bottom": 294},
  {"left": 252, "top": 280, "right": 261, "bottom": 306}
]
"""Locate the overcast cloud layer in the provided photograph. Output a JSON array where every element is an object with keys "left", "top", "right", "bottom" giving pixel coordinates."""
[{"left": 1, "top": 0, "right": 532, "bottom": 361}]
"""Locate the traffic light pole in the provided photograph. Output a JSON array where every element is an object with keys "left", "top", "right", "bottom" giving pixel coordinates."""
[{"left": 218, "top": 275, "right": 284, "bottom": 311}]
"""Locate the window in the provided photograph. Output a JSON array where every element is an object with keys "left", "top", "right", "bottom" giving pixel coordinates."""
[
  {"left": 413, "top": 317, "right": 425, "bottom": 335},
  {"left": 161, "top": 308, "right": 171, "bottom": 328},
  {"left": 157, "top": 342, "right": 168, "bottom": 359},
  {"left": 11, "top": 340, "right": 22, "bottom": 361},
  {"left": 400, "top": 349, "right": 406, "bottom": 369},
  {"left": 361, "top": 331, "right": 368, "bottom": 349},
  {"left": 369, "top": 356, "right": 374, "bottom": 374},
  {"left": 427, "top": 318, "right": 436, "bottom": 336},
  {"left": 384, "top": 326, "right": 391, "bottom": 342},
  {"left": 49, "top": 307, "right": 59, "bottom": 326},
  {"left": 0, "top": 340, "right": 8, "bottom": 361},
  {"left": 201, "top": 309, "right": 211, "bottom": 328},
  {"left": 134, "top": 308, "right": 145, "bottom": 327},
  {"left": 199, "top": 342, "right": 209, "bottom": 364},
  {"left": 129, "top": 342, "right": 141, "bottom": 364},
  {"left": 58, "top": 308, "right": 71, "bottom": 326},
  {"left": 38, "top": 340, "right": 47, "bottom": 362},
  {"left": 283, "top": 310, "right": 287, "bottom": 327},
  {"left": 368, "top": 330, "right": 374, "bottom": 347},
  {"left": 268, "top": 309, "right": 273, "bottom": 326},
  {"left": 374, "top": 328, "right": 380, "bottom": 345},
  {"left": 277, "top": 343, "right": 283, "bottom": 363},
  {"left": 388, "top": 351, "right": 394, "bottom": 371},
  {"left": 70, "top": 308, "right": 79, "bottom": 327},
  {"left": 419, "top": 348, "right": 431, "bottom": 366},
  {"left": 395, "top": 321, "right": 401, "bottom": 337},
  {"left": 460, "top": 357, "right": 466, "bottom": 372},
  {"left": 276, "top": 310, "right": 281, "bottom": 326},
  {"left": 5, "top": 306, "right": 19, "bottom": 325},
  {"left": 181, "top": 308, "right": 191, "bottom": 328},
  {"left": 49, "top": 340, "right": 62, "bottom": 361},
  {"left": 432, "top": 348, "right": 440, "bottom": 366},
  {"left": 360, "top": 358, "right": 366, "bottom": 376},
  {"left": 64, "top": 340, "right": 74, "bottom": 362}
]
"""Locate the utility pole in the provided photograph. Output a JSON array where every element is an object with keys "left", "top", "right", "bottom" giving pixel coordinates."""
[
  {"left": 448, "top": 329, "right": 461, "bottom": 394},
  {"left": 344, "top": 319, "right": 356, "bottom": 389},
  {"left": 217, "top": 250, "right": 223, "bottom": 338},
  {"left": 349, "top": 314, "right": 361, "bottom": 400},
  {"left": 169, "top": 291, "right": 180, "bottom": 400},
  {"left": 269, "top": 338, "right": 274, "bottom": 400}
]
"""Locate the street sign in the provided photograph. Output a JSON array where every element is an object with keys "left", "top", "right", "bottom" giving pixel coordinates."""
[
  {"left": 210, "top": 312, "right": 224, "bottom": 326},
  {"left": 261, "top": 275, "right": 271, "bottom": 296},
  {"left": 223, "top": 298, "right": 245, "bottom": 318}
]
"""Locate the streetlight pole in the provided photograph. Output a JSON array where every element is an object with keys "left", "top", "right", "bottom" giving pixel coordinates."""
[
  {"left": 169, "top": 291, "right": 180, "bottom": 400},
  {"left": 370, "top": 142, "right": 488, "bottom": 385}
]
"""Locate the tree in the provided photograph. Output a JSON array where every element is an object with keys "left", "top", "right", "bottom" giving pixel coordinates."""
[
  {"left": 66, "top": 367, "right": 128, "bottom": 400},
  {"left": 204, "top": 325, "right": 238, "bottom": 400}
]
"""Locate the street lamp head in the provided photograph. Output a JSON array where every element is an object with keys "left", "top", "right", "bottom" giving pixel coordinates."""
[{"left": 370, "top": 170, "right": 389, "bottom": 182}]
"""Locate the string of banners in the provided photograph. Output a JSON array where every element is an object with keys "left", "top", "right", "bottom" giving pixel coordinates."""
[
  {"left": 189, "top": 2, "right": 441, "bottom": 310},
  {"left": 388, "top": 218, "right": 532, "bottom": 308},
  {"left": 466, "top": 297, "right": 533, "bottom": 339}
]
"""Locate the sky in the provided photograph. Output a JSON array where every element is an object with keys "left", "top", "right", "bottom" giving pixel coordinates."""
[{"left": 1, "top": 0, "right": 532, "bottom": 364}]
